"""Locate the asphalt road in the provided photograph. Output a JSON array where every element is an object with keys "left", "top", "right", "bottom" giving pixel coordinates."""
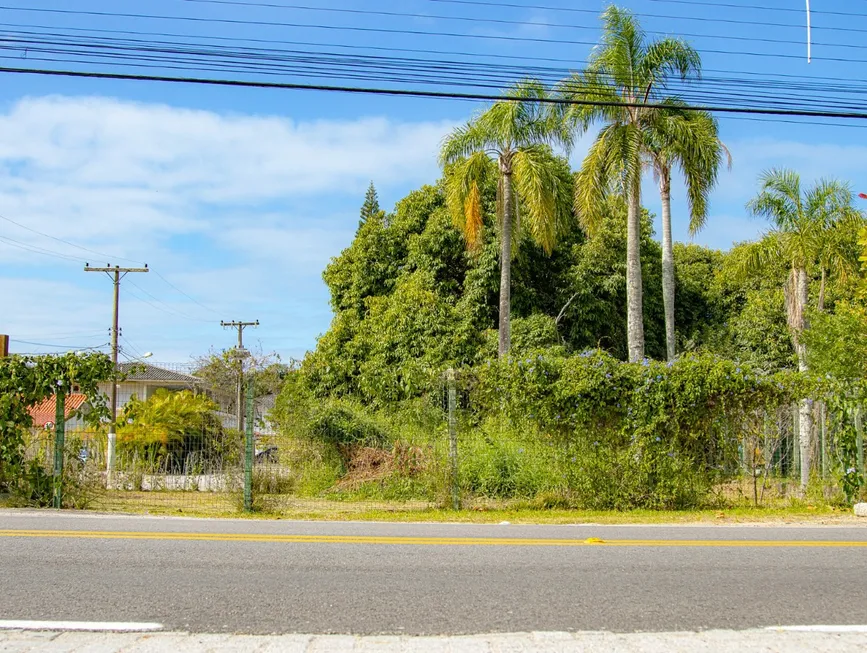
[{"left": 1, "top": 511, "right": 866, "bottom": 635}]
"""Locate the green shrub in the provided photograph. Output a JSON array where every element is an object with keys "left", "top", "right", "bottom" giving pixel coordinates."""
[
  {"left": 458, "top": 419, "right": 561, "bottom": 498},
  {"left": 465, "top": 350, "right": 800, "bottom": 508},
  {"left": 273, "top": 435, "right": 344, "bottom": 496},
  {"left": 9, "top": 435, "right": 103, "bottom": 509},
  {"left": 309, "top": 402, "right": 390, "bottom": 449},
  {"left": 270, "top": 346, "right": 815, "bottom": 509}
]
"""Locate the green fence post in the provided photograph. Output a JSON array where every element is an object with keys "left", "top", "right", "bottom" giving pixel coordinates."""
[
  {"left": 792, "top": 403, "right": 800, "bottom": 481},
  {"left": 52, "top": 390, "right": 66, "bottom": 509},
  {"left": 446, "top": 368, "right": 460, "bottom": 511},
  {"left": 856, "top": 406, "right": 865, "bottom": 485},
  {"left": 820, "top": 402, "right": 827, "bottom": 480},
  {"left": 244, "top": 382, "right": 254, "bottom": 512}
]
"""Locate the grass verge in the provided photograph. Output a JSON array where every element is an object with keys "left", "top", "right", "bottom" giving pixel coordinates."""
[{"left": 1, "top": 492, "right": 861, "bottom": 525}]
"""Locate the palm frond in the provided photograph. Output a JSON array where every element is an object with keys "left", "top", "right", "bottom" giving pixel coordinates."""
[
  {"left": 512, "top": 145, "right": 572, "bottom": 254},
  {"left": 442, "top": 151, "right": 494, "bottom": 250},
  {"left": 464, "top": 181, "right": 484, "bottom": 250},
  {"left": 726, "top": 234, "right": 783, "bottom": 281},
  {"left": 439, "top": 119, "right": 493, "bottom": 166},
  {"left": 748, "top": 168, "right": 802, "bottom": 229},
  {"left": 638, "top": 38, "right": 701, "bottom": 99},
  {"left": 556, "top": 70, "right": 624, "bottom": 131},
  {"left": 816, "top": 198, "right": 865, "bottom": 283},
  {"left": 647, "top": 107, "right": 726, "bottom": 234},
  {"left": 805, "top": 178, "right": 852, "bottom": 226},
  {"left": 591, "top": 5, "right": 647, "bottom": 93},
  {"left": 574, "top": 123, "right": 627, "bottom": 235},
  {"left": 745, "top": 169, "right": 865, "bottom": 276}
]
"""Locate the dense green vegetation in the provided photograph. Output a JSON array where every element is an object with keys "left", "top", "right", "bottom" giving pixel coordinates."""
[
  {"left": 3, "top": 5, "right": 865, "bottom": 514},
  {"left": 0, "top": 352, "right": 114, "bottom": 504},
  {"left": 116, "top": 389, "right": 231, "bottom": 473},
  {"left": 272, "top": 170, "right": 860, "bottom": 507},
  {"left": 270, "top": 7, "right": 867, "bottom": 509}
]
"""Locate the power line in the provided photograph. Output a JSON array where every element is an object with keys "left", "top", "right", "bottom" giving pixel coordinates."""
[
  {"left": 152, "top": 270, "right": 220, "bottom": 316},
  {"left": 9, "top": 46, "right": 864, "bottom": 115},
  {"left": 7, "top": 29, "right": 865, "bottom": 110},
  {"left": 9, "top": 330, "right": 108, "bottom": 340},
  {"left": 174, "top": 0, "right": 867, "bottom": 41},
  {"left": 119, "top": 335, "right": 147, "bottom": 359},
  {"left": 646, "top": 0, "right": 867, "bottom": 18},
  {"left": 2, "top": 5, "right": 865, "bottom": 62},
  {"left": 126, "top": 279, "right": 213, "bottom": 323},
  {"left": 0, "top": 27, "right": 864, "bottom": 113},
  {"left": 0, "top": 233, "right": 84, "bottom": 262},
  {"left": 10, "top": 339, "right": 109, "bottom": 350},
  {"left": 7, "top": 19, "right": 864, "bottom": 89},
  {"left": 0, "top": 207, "right": 217, "bottom": 318},
  {"left": 0, "top": 211, "right": 146, "bottom": 266},
  {"left": 4, "top": 65, "right": 867, "bottom": 121},
  {"left": 0, "top": 54, "right": 843, "bottom": 113},
  {"left": 431, "top": 0, "right": 867, "bottom": 20},
  {"left": 716, "top": 115, "right": 867, "bottom": 130}
]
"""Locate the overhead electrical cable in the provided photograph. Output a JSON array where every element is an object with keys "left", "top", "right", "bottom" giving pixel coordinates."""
[
  {"left": 1, "top": 28, "right": 863, "bottom": 99},
  {"left": 0, "top": 233, "right": 84, "bottom": 262},
  {"left": 645, "top": 0, "right": 867, "bottom": 18},
  {"left": 3, "top": 65, "right": 867, "bottom": 122},
  {"left": 126, "top": 279, "right": 214, "bottom": 324},
  {"left": 0, "top": 212, "right": 146, "bottom": 266},
  {"left": 152, "top": 271, "right": 221, "bottom": 316},
  {"left": 2, "top": 32, "right": 865, "bottom": 114},
  {"left": 6, "top": 19, "right": 866, "bottom": 89},
  {"left": 1, "top": 5, "right": 864, "bottom": 62},
  {"left": 430, "top": 0, "right": 867, "bottom": 20},
  {"left": 172, "top": 0, "right": 867, "bottom": 40},
  {"left": 10, "top": 339, "right": 109, "bottom": 350}
]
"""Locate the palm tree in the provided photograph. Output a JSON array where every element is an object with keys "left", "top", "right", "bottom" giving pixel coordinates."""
[
  {"left": 815, "top": 206, "right": 862, "bottom": 312},
  {"left": 742, "top": 168, "right": 862, "bottom": 490},
  {"left": 647, "top": 106, "right": 730, "bottom": 360},
  {"left": 440, "top": 80, "right": 573, "bottom": 357},
  {"left": 558, "top": 5, "right": 701, "bottom": 362}
]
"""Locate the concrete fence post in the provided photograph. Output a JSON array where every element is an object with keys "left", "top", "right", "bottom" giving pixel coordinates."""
[
  {"left": 52, "top": 390, "right": 66, "bottom": 509},
  {"left": 447, "top": 368, "right": 460, "bottom": 511},
  {"left": 244, "top": 382, "right": 255, "bottom": 512}
]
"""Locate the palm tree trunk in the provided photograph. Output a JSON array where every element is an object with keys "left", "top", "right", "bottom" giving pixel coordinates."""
[
  {"left": 818, "top": 267, "right": 826, "bottom": 313},
  {"left": 660, "top": 168, "right": 675, "bottom": 361},
  {"left": 626, "top": 172, "right": 645, "bottom": 362},
  {"left": 498, "top": 170, "right": 513, "bottom": 358},
  {"left": 794, "top": 266, "right": 813, "bottom": 491}
]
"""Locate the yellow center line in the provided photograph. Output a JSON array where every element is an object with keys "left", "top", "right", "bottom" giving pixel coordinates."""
[{"left": 0, "top": 530, "right": 865, "bottom": 547}]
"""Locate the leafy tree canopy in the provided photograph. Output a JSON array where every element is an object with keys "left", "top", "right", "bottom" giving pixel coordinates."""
[
  {"left": 0, "top": 352, "right": 114, "bottom": 486},
  {"left": 302, "top": 179, "right": 746, "bottom": 403}
]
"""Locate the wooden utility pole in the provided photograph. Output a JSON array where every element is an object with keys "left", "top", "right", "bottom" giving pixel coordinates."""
[
  {"left": 221, "top": 320, "right": 258, "bottom": 433},
  {"left": 0, "top": 334, "right": 8, "bottom": 357},
  {"left": 85, "top": 263, "right": 148, "bottom": 484}
]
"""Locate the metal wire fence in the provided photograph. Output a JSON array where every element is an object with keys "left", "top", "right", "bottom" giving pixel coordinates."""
[{"left": 13, "top": 369, "right": 866, "bottom": 515}]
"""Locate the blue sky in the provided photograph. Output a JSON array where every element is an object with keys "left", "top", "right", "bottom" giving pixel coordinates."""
[{"left": 0, "top": 0, "right": 865, "bottom": 362}]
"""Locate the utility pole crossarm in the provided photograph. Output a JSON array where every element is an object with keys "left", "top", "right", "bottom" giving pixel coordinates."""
[
  {"left": 84, "top": 266, "right": 149, "bottom": 273},
  {"left": 220, "top": 320, "right": 260, "bottom": 328}
]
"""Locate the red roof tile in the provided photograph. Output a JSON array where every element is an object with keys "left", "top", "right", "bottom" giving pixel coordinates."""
[{"left": 28, "top": 394, "right": 89, "bottom": 428}]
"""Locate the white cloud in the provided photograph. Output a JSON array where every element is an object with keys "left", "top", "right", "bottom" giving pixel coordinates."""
[
  {"left": 0, "top": 96, "right": 453, "bottom": 261},
  {"left": 0, "top": 95, "right": 456, "bottom": 359},
  {"left": 3, "top": 95, "right": 865, "bottom": 359}
]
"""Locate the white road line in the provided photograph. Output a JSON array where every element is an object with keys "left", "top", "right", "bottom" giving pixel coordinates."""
[
  {"left": 0, "top": 620, "right": 163, "bottom": 632},
  {"left": 768, "top": 625, "right": 867, "bottom": 633}
]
